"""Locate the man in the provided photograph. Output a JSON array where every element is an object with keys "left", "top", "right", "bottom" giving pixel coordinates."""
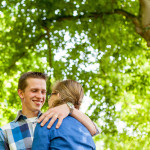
[{"left": 0, "top": 72, "right": 98, "bottom": 150}]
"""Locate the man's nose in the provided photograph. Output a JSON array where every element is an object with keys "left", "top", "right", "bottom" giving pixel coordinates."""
[{"left": 36, "top": 92, "right": 43, "bottom": 98}]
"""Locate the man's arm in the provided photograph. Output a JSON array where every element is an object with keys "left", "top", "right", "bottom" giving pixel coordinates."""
[
  {"left": 38, "top": 104, "right": 98, "bottom": 136},
  {"left": 0, "top": 128, "right": 9, "bottom": 150}
]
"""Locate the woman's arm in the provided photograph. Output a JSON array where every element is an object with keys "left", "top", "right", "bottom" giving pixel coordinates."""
[
  {"left": 70, "top": 108, "right": 97, "bottom": 136},
  {"left": 37, "top": 104, "right": 98, "bottom": 136}
]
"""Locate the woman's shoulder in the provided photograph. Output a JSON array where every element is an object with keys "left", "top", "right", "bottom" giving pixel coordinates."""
[
  {"left": 58, "top": 116, "right": 90, "bottom": 134},
  {"left": 63, "top": 116, "right": 85, "bottom": 126}
]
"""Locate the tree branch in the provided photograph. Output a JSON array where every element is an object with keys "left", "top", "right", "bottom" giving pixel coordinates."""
[
  {"left": 42, "top": 7, "right": 150, "bottom": 46},
  {"left": 114, "top": 9, "right": 138, "bottom": 23},
  {"left": 43, "top": 9, "right": 140, "bottom": 29},
  {"left": 43, "top": 9, "right": 137, "bottom": 22}
]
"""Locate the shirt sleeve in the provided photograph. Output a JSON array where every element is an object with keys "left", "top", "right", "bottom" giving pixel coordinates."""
[
  {"left": 0, "top": 128, "right": 9, "bottom": 150},
  {"left": 92, "top": 122, "right": 100, "bottom": 136},
  {"left": 32, "top": 123, "right": 51, "bottom": 150}
]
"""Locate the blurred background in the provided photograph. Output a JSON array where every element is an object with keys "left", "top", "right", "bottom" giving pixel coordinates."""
[{"left": 0, "top": 0, "right": 150, "bottom": 149}]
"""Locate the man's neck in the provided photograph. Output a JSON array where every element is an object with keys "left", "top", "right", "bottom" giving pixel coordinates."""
[{"left": 22, "top": 110, "right": 39, "bottom": 118}]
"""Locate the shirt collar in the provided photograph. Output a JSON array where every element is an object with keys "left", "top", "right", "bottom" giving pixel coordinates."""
[{"left": 14, "top": 110, "right": 42, "bottom": 122}]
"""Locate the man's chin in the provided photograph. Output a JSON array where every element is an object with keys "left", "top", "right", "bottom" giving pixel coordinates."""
[{"left": 33, "top": 106, "right": 42, "bottom": 112}]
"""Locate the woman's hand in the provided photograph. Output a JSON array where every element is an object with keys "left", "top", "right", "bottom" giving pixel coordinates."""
[{"left": 37, "top": 104, "right": 70, "bottom": 129}]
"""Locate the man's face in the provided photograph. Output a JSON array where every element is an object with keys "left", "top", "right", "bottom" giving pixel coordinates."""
[{"left": 18, "top": 78, "right": 46, "bottom": 115}]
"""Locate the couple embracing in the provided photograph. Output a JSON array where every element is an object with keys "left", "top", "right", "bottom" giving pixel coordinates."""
[{"left": 0, "top": 72, "right": 99, "bottom": 150}]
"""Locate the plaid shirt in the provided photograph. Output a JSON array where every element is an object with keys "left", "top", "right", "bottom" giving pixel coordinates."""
[{"left": 0, "top": 111, "right": 41, "bottom": 150}]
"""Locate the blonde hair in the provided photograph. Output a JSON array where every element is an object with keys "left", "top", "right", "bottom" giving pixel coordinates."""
[{"left": 50, "top": 79, "right": 84, "bottom": 109}]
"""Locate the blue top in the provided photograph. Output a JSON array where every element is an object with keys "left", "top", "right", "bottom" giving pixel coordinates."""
[{"left": 32, "top": 116, "right": 96, "bottom": 150}]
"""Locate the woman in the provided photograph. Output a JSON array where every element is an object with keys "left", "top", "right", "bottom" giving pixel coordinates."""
[{"left": 32, "top": 79, "right": 96, "bottom": 150}]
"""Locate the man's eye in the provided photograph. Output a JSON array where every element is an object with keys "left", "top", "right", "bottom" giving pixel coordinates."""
[
  {"left": 42, "top": 91, "right": 46, "bottom": 94},
  {"left": 32, "top": 90, "right": 37, "bottom": 92}
]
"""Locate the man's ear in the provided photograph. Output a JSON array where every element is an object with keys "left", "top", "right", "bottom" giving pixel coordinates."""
[{"left": 18, "top": 89, "right": 24, "bottom": 100}]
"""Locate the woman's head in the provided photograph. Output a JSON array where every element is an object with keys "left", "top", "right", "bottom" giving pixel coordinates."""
[{"left": 48, "top": 79, "right": 84, "bottom": 109}]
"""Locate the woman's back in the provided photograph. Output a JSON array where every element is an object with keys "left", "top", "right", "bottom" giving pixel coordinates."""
[{"left": 32, "top": 116, "right": 96, "bottom": 150}]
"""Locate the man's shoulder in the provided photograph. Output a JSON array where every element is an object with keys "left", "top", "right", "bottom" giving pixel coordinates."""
[
  {"left": 0, "top": 110, "right": 29, "bottom": 132},
  {"left": 0, "top": 120, "right": 16, "bottom": 131}
]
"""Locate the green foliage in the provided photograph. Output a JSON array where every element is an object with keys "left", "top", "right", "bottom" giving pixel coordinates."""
[{"left": 0, "top": 0, "right": 150, "bottom": 149}]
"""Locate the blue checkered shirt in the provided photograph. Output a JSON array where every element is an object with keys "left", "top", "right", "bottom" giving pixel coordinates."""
[{"left": 0, "top": 110, "right": 41, "bottom": 150}]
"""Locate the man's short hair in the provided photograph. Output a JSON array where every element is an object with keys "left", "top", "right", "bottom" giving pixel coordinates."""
[{"left": 18, "top": 72, "right": 48, "bottom": 91}]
